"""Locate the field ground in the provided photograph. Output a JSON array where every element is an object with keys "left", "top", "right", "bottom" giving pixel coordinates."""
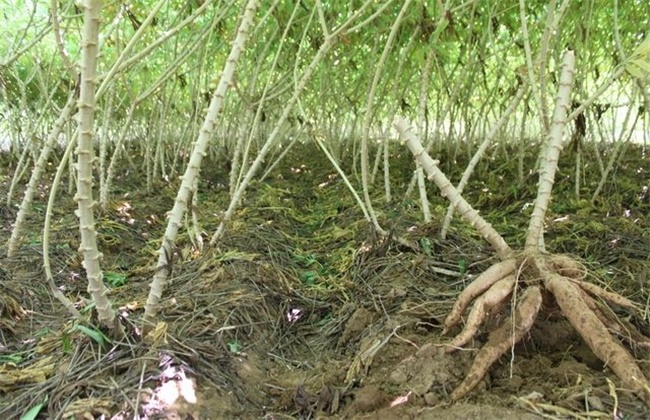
[{"left": 0, "top": 142, "right": 649, "bottom": 419}]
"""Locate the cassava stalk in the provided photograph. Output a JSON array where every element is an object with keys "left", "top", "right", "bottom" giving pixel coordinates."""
[
  {"left": 210, "top": 0, "right": 380, "bottom": 245},
  {"left": 394, "top": 117, "right": 511, "bottom": 258},
  {"left": 76, "top": 0, "right": 123, "bottom": 336},
  {"left": 525, "top": 50, "right": 575, "bottom": 251},
  {"left": 7, "top": 94, "right": 76, "bottom": 257},
  {"left": 144, "top": 0, "right": 260, "bottom": 326}
]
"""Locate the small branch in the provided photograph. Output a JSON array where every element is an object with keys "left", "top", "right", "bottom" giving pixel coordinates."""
[
  {"left": 440, "top": 82, "right": 528, "bottom": 239},
  {"left": 393, "top": 117, "right": 511, "bottom": 259},
  {"left": 50, "top": 0, "right": 77, "bottom": 80},
  {"left": 359, "top": 0, "right": 414, "bottom": 236},
  {"left": 145, "top": 0, "right": 261, "bottom": 326}
]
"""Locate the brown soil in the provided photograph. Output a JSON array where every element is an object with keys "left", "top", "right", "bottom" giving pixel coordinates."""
[
  {"left": 0, "top": 143, "right": 648, "bottom": 419},
  {"left": 4, "top": 241, "right": 648, "bottom": 419}
]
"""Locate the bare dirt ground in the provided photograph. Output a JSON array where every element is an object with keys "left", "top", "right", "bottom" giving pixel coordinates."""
[{"left": 0, "top": 143, "right": 648, "bottom": 419}]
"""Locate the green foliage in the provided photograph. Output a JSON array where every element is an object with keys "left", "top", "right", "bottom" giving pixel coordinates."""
[
  {"left": 626, "top": 35, "right": 650, "bottom": 81},
  {"left": 227, "top": 340, "right": 242, "bottom": 353},
  {"left": 458, "top": 258, "right": 468, "bottom": 275},
  {"left": 292, "top": 250, "right": 327, "bottom": 286},
  {"left": 0, "top": 0, "right": 646, "bottom": 131},
  {"left": 20, "top": 397, "right": 47, "bottom": 420},
  {"left": 70, "top": 324, "right": 111, "bottom": 347},
  {"left": 0, "top": 353, "right": 23, "bottom": 364},
  {"left": 104, "top": 271, "right": 127, "bottom": 287},
  {"left": 420, "top": 237, "right": 432, "bottom": 257}
]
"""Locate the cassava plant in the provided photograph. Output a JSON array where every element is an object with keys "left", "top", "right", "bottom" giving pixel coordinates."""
[
  {"left": 394, "top": 49, "right": 650, "bottom": 405},
  {"left": 75, "top": 0, "right": 124, "bottom": 338},
  {"left": 143, "top": 0, "right": 261, "bottom": 326}
]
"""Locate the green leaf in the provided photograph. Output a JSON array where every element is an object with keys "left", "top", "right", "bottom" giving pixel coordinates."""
[
  {"left": 631, "top": 35, "right": 650, "bottom": 57},
  {"left": 81, "top": 301, "right": 96, "bottom": 314},
  {"left": 0, "top": 354, "right": 23, "bottom": 364},
  {"left": 300, "top": 270, "right": 318, "bottom": 285},
  {"left": 21, "top": 397, "right": 47, "bottom": 420},
  {"left": 71, "top": 324, "right": 110, "bottom": 346},
  {"left": 292, "top": 252, "right": 319, "bottom": 267},
  {"left": 458, "top": 259, "right": 468, "bottom": 275},
  {"left": 626, "top": 61, "right": 649, "bottom": 80},
  {"left": 420, "top": 238, "right": 432, "bottom": 257},
  {"left": 315, "top": 312, "right": 332, "bottom": 327},
  {"left": 104, "top": 271, "right": 127, "bottom": 287},
  {"left": 626, "top": 35, "right": 650, "bottom": 80},
  {"left": 61, "top": 333, "right": 73, "bottom": 354},
  {"left": 227, "top": 340, "right": 242, "bottom": 353}
]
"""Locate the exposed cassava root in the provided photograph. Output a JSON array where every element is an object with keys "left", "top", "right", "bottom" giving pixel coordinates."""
[
  {"left": 445, "top": 254, "right": 650, "bottom": 405},
  {"left": 573, "top": 285, "right": 650, "bottom": 348},
  {"left": 446, "top": 274, "right": 516, "bottom": 352},
  {"left": 450, "top": 285, "right": 542, "bottom": 401},
  {"left": 545, "top": 273, "right": 650, "bottom": 405},
  {"left": 568, "top": 277, "right": 640, "bottom": 310},
  {"left": 549, "top": 253, "right": 586, "bottom": 279},
  {"left": 444, "top": 259, "right": 517, "bottom": 332}
]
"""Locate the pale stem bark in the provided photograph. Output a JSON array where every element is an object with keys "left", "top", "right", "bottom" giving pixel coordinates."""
[
  {"left": 260, "top": 126, "right": 305, "bottom": 182},
  {"left": 115, "top": 0, "right": 224, "bottom": 77},
  {"left": 612, "top": 0, "right": 627, "bottom": 63},
  {"left": 344, "top": 0, "right": 396, "bottom": 35},
  {"left": 67, "top": 125, "right": 76, "bottom": 193},
  {"left": 535, "top": 0, "right": 559, "bottom": 132},
  {"left": 315, "top": 0, "right": 330, "bottom": 38},
  {"left": 229, "top": 114, "right": 248, "bottom": 197},
  {"left": 101, "top": 105, "right": 135, "bottom": 207},
  {"left": 2, "top": 24, "right": 50, "bottom": 67},
  {"left": 382, "top": 137, "right": 391, "bottom": 203},
  {"left": 76, "top": 0, "right": 122, "bottom": 335},
  {"left": 98, "top": 92, "right": 113, "bottom": 198},
  {"left": 416, "top": 49, "right": 436, "bottom": 222},
  {"left": 231, "top": 2, "right": 297, "bottom": 195},
  {"left": 209, "top": 0, "right": 381, "bottom": 245},
  {"left": 639, "top": 86, "right": 650, "bottom": 145},
  {"left": 370, "top": 134, "right": 383, "bottom": 185},
  {"left": 170, "top": 102, "right": 199, "bottom": 181},
  {"left": 246, "top": 25, "right": 280, "bottom": 97},
  {"left": 377, "top": 27, "right": 420, "bottom": 203},
  {"left": 394, "top": 117, "right": 511, "bottom": 259},
  {"left": 152, "top": 93, "right": 171, "bottom": 180},
  {"left": 517, "top": 94, "right": 529, "bottom": 183},
  {"left": 590, "top": 100, "right": 640, "bottom": 204},
  {"left": 34, "top": 119, "right": 82, "bottom": 322},
  {"left": 145, "top": 108, "right": 156, "bottom": 193},
  {"left": 189, "top": 176, "right": 203, "bottom": 252},
  {"left": 587, "top": 111, "right": 607, "bottom": 177},
  {"left": 144, "top": 0, "right": 261, "bottom": 325},
  {"left": 211, "top": 38, "right": 334, "bottom": 244},
  {"left": 95, "top": 0, "right": 166, "bottom": 99},
  {"left": 404, "top": 26, "right": 482, "bottom": 199},
  {"left": 7, "top": 95, "right": 76, "bottom": 257},
  {"left": 101, "top": 18, "right": 216, "bottom": 207},
  {"left": 6, "top": 140, "right": 32, "bottom": 207},
  {"left": 50, "top": 0, "right": 76, "bottom": 79},
  {"left": 359, "top": 0, "right": 413, "bottom": 235},
  {"left": 7, "top": 0, "right": 38, "bottom": 55},
  {"left": 440, "top": 82, "right": 528, "bottom": 239},
  {"left": 519, "top": 0, "right": 549, "bottom": 135},
  {"left": 567, "top": 66, "right": 626, "bottom": 122},
  {"left": 312, "top": 128, "right": 371, "bottom": 222},
  {"left": 525, "top": 50, "right": 575, "bottom": 251},
  {"left": 574, "top": 141, "right": 581, "bottom": 198}
]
